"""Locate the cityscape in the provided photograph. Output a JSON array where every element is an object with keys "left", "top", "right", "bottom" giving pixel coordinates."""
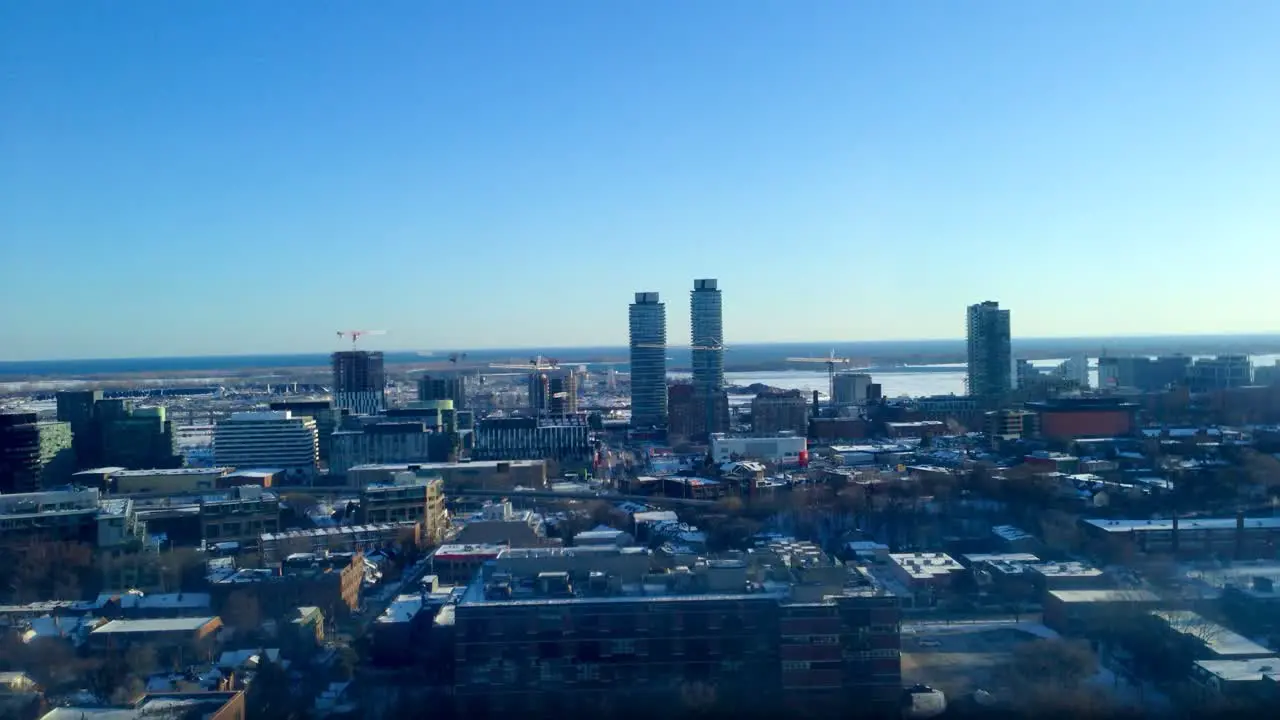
[
  {"left": 4, "top": 3, "right": 1279, "bottom": 720},
  {"left": 3, "top": 281, "right": 1280, "bottom": 720}
]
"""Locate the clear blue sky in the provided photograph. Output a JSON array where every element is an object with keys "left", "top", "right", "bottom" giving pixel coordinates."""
[{"left": 3, "top": 1, "right": 1278, "bottom": 360}]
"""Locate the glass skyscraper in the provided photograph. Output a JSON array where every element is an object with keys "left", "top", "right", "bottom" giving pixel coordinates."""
[
  {"left": 966, "top": 300, "right": 1012, "bottom": 400},
  {"left": 629, "top": 292, "right": 667, "bottom": 429}
]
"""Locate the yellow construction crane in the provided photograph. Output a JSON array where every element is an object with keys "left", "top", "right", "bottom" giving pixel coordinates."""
[{"left": 336, "top": 329, "right": 387, "bottom": 350}]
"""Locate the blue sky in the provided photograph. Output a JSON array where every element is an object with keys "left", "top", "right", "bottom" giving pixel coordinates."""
[{"left": 2, "top": 1, "right": 1278, "bottom": 360}]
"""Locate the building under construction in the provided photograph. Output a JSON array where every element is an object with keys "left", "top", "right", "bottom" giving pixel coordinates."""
[{"left": 332, "top": 351, "right": 386, "bottom": 415}]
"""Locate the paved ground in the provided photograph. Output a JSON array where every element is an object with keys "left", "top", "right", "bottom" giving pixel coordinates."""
[{"left": 900, "top": 626, "right": 1046, "bottom": 699}]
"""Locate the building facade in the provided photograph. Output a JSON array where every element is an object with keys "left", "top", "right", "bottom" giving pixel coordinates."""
[
  {"left": 0, "top": 413, "right": 75, "bottom": 493},
  {"left": 832, "top": 373, "right": 873, "bottom": 407},
  {"left": 269, "top": 399, "right": 337, "bottom": 462},
  {"left": 1189, "top": 355, "right": 1253, "bottom": 393},
  {"left": 332, "top": 350, "right": 387, "bottom": 415},
  {"left": 330, "top": 421, "right": 455, "bottom": 478},
  {"left": 628, "top": 292, "right": 668, "bottom": 429},
  {"left": 751, "top": 390, "right": 809, "bottom": 436},
  {"left": 530, "top": 370, "right": 578, "bottom": 417},
  {"left": 357, "top": 472, "right": 447, "bottom": 542},
  {"left": 418, "top": 372, "right": 468, "bottom": 409},
  {"left": 473, "top": 416, "right": 593, "bottom": 463},
  {"left": 691, "top": 279, "right": 727, "bottom": 434},
  {"left": 213, "top": 411, "right": 318, "bottom": 482},
  {"left": 965, "top": 301, "right": 1012, "bottom": 400}
]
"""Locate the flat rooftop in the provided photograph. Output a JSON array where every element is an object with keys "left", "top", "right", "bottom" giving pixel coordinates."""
[
  {"left": 1152, "top": 610, "right": 1273, "bottom": 657},
  {"left": 349, "top": 459, "right": 544, "bottom": 472},
  {"left": 109, "top": 467, "right": 231, "bottom": 477},
  {"left": 1085, "top": 517, "right": 1280, "bottom": 533},
  {"left": 91, "top": 617, "right": 217, "bottom": 634},
  {"left": 1195, "top": 657, "right": 1280, "bottom": 683},
  {"left": 1048, "top": 589, "right": 1159, "bottom": 603}
]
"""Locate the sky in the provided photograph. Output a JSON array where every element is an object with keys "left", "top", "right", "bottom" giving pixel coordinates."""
[{"left": 2, "top": 1, "right": 1278, "bottom": 361}]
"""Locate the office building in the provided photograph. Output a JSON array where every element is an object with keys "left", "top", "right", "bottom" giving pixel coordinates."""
[
  {"left": 473, "top": 415, "right": 593, "bottom": 463},
  {"left": 54, "top": 392, "right": 180, "bottom": 471},
  {"left": 1189, "top": 355, "right": 1253, "bottom": 393},
  {"left": 213, "top": 411, "right": 318, "bottom": 482},
  {"left": 965, "top": 301, "right": 1012, "bottom": 400},
  {"left": 56, "top": 389, "right": 103, "bottom": 468},
  {"left": 330, "top": 420, "right": 455, "bottom": 478},
  {"left": 1254, "top": 361, "right": 1280, "bottom": 387},
  {"left": 418, "top": 372, "right": 468, "bottom": 409},
  {"left": 751, "top": 390, "right": 809, "bottom": 435},
  {"left": 1098, "top": 355, "right": 1192, "bottom": 391},
  {"left": 691, "top": 279, "right": 727, "bottom": 433},
  {"left": 0, "top": 413, "right": 75, "bottom": 493},
  {"left": 832, "top": 373, "right": 873, "bottom": 407},
  {"left": 270, "top": 399, "right": 337, "bottom": 462},
  {"left": 331, "top": 350, "right": 386, "bottom": 415},
  {"left": 628, "top": 292, "right": 667, "bottom": 429}
]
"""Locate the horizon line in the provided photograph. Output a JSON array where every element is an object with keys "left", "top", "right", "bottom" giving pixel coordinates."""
[{"left": 5, "top": 331, "right": 1280, "bottom": 365}]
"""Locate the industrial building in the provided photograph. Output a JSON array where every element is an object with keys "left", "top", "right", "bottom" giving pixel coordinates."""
[
  {"left": 331, "top": 349, "right": 386, "bottom": 415},
  {"left": 710, "top": 434, "right": 807, "bottom": 466},
  {"left": 628, "top": 291, "right": 668, "bottom": 429},
  {"left": 1082, "top": 515, "right": 1280, "bottom": 559},
  {"left": 213, "top": 411, "right": 318, "bottom": 482},
  {"left": 832, "top": 373, "right": 873, "bottom": 407},
  {"left": 1025, "top": 397, "right": 1139, "bottom": 441},
  {"left": 965, "top": 300, "right": 1012, "bottom": 401}
]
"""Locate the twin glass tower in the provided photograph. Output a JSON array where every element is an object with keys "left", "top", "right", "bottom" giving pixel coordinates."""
[{"left": 629, "top": 279, "right": 725, "bottom": 431}]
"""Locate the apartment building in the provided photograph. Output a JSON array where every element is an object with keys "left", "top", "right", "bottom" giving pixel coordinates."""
[
  {"left": 357, "top": 471, "right": 447, "bottom": 543},
  {"left": 473, "top": 416, "right": 593, "bottom": 463},
  {"left": 452, "top": 543, "right": 901, "bottom": 718}
]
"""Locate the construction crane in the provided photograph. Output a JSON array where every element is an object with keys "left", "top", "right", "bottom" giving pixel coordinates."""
[
  {"left": 489, "top": 355, "right": 560, "bottom": 372},
  {"left": 787, "top": 350, "right": 851, "bottom": 407},
  {"left": 336, "top": 330, "right": 387, "bottom": 350}
]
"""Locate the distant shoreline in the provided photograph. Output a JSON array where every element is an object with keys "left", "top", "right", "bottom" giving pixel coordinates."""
[{"left": 3, "top": 335, "right": 1279, "bottom": 381}]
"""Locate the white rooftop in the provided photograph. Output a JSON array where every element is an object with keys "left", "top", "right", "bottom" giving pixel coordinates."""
[
  {"left": 91, "top": 617, "right": 218, "bottom": 634},
  {"left": 1195, "top": 657, "right": 1280, "bottom": 683}
]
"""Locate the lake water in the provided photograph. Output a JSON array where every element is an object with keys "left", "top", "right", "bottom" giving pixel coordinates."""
[{"left": 674, "top": 353, "right": 1280, "bottom": 401}]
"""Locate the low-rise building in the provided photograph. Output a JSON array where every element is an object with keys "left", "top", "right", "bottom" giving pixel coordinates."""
[
  {"left": 711, "top": 434, "right": 807, "bottom": 466},
  {"left": 428, "top": 543, "right": 505, "bottom": 584},
  {"left": 662, "top": 476, "right": 724, "bottom": 500},
  {"left": 347, "top": 459, "right": 547, "bottom": 491},
  {"left": 357, "top": 471, "right": 446, "bottom": 543},
  {"left": 1082, "top": 515, "right": 1280, "bottom": 559},
  {"left": 104, "top": 467, "right": 232, "bottom": 496},
  {"left": 88, "top": 617, "right": 222, "bottom": 664},
  {"left": 886, "top": 552, "right": 963, "bottom": 605},
  {"left": 473, "top": 415, "right": 593, "bottom": 463},
  {"left": 1191, "top": 657, "right": 1280, "bottom": 703},
  {"left": 208, "top": 552, "right": 364, "bottom": 618},
  {"left": 751, "top": 390, "right": 809, "bottom": 436},
  {"left": 1042, "top": 588, "right": 1161, "bottom": 636},
  {"left": 259, "top": 521, "right": 419, "bottom": 564},
  {"left": 0, "top": 487, "right": 138, "bottom": 547}
]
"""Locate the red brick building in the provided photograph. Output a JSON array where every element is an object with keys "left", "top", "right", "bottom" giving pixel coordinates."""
[{"left": 1026, "top": 398, "right": 1139, "bottom": 441}]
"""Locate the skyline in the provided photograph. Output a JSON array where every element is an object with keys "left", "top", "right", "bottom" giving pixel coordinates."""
[{"left": 3, "top": 1, "right": 1279, "bottom": 361}]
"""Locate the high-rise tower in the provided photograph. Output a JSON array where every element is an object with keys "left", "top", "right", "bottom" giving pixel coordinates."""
[
  {"left": 966, "top": 301, "right": 1012, "bottom": 400},
  {"left": 690, "top": 279, "right": 725, "bottom": 395},
  {"left": 691, "top": 279, "right": 728, "bottom": 434},
  {"left": 629, "top": 292, "right": 668, "bottom": 429},
  {"left": 332, "top": 351, "right": 387, "bottom": 415}
]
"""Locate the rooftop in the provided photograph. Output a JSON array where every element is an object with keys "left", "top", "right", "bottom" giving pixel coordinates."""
[
  {"left": 348, "top": 459, "right": 544, "bottom": 472},
  {"left": 109, "top": 467, "right": 231, "bottom": 477},
  {"left": 888, "top": 552, "right": 964, "bottom": 579},
  {"left": 1195, "top": 657, "right": 1280, "bottom": 683},
  {"left": 91, "top": 617, "right": 218, "bottom": 635},
  {"left": 1151, "top": 610, "right": 1274, "bottom": 657},
  {"left": 1085, "top": 517, "right": 1280, "bottom": 533},
  {"left": 1048, "top": 589, "right": 1160, "bottom": 603}
]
